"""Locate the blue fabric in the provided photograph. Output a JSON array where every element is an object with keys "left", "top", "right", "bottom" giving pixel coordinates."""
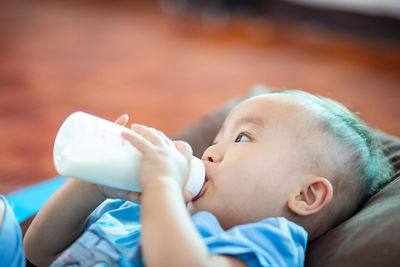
[
  {"left": 52, "top": 199, "right": 307, "bottom": 267},
  {"left": 192, "top": 212, "right": 307, "bottom": 266},
  {"left": 6, "top": 177, "right": 68, "bottom": 222},
  {"left": 0, "top": 195, "right": 26, "bottom": 267}
]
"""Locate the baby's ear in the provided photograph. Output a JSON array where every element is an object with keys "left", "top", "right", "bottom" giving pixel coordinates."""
[{"left": 287, "top": 177, "right": 333, "bottom": 216}]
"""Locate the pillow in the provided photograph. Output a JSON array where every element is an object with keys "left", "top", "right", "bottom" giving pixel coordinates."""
[{"left": 175, "top": 86, "right": 400, "bottom": 267}]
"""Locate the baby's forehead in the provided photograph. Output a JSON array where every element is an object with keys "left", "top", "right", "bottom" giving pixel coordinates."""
[{"left": 227, "top": 94, "right": 316, "bottom": 127}]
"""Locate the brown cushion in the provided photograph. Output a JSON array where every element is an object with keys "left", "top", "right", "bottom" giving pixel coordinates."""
[{"left": 174, "top": 87, "right": 400, "bottom": 267}]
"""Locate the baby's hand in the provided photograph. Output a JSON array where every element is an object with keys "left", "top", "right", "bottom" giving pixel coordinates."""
[
  {"left": 121, "top": 124, "right": 192, "bottom": 197},
  {"left": 96, "top": 114, "right": 143, "bottom": 203}
]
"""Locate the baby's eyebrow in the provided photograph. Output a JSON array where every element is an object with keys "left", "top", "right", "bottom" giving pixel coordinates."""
[{"left": 234, "top": 115, "right": 265, "bottom": 129}]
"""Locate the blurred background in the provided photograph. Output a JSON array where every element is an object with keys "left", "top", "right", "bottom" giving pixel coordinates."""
[{"left": 1, "top": 0, "right": 399, "bottom": 194}]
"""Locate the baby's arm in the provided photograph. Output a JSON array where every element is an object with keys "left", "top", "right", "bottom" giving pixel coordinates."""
[
  {"left": 123, "top": 125, "right": 247, "bottom": 267},
  {"left": 23, "top": 179, "right": 106, "bottom": 266}
]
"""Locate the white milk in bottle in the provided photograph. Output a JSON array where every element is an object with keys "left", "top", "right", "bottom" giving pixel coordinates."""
[{"left": 53, "top": 112, "right": 205, "bottom": 198}]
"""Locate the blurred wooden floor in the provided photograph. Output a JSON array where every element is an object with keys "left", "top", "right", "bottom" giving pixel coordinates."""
[{"left": 1, "top": 0, "right": 400, "bottom": 194}]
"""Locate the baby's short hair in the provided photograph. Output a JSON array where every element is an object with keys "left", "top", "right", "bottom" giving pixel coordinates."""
[{"left": 272, "top": 90, "right": 394, "bottom": 211}]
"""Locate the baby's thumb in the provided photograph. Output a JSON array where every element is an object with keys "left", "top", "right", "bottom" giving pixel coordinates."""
[{"left": 174, "top": 140, "right": 193, "bottom": 161}]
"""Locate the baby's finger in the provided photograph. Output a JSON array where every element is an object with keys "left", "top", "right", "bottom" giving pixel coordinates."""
[
  {"left": 154, "top": 129, "right": 174, "bottom": 146},
  {"left": 131, "top": 124, "right": 164, "bottom": 146},
  {"left": 183, "top": 189, "right": 193, "bottom": 203},
  {"left": 115, "top": 114, "right": 129, "bottom": 126},
  {"left": 174, "top": 141, "right": 193, "bottom": 162},
  {"left": 122, "top": 130, "right": 154, "bottom": 154}
]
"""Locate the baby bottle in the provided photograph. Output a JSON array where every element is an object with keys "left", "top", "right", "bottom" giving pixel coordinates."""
[{"left": 53, "top": 112, "right": 206, "bottom": 199}]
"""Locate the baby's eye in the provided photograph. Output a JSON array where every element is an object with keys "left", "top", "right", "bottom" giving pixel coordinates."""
[{"left": 235, "top": 132, "right": 251, "bottom": 142}]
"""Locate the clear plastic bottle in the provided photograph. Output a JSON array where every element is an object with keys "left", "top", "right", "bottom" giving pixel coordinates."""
[{"left": 53, "top": 112, "right": 206, "bottom": 199}]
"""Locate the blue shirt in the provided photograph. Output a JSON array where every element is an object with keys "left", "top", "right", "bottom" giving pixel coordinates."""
[
  {"left": 52, "top": 199, "right": 307, "bottom": 267},
  {"left": 0, "top": 195, "right": 25, "bottom": 267}
]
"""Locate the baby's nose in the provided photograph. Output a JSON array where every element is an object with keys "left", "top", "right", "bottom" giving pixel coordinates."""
[{"left": 202, "top": 145, "right": 223, "bottom": 163}]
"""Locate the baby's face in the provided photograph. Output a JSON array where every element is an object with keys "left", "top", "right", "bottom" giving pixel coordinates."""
[{"left": 188, "top": 94, "right": 323, "bottom": 229}]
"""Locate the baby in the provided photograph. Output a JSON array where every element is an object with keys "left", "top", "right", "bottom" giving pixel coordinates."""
[{"left": 24, "top": 90, "right": 393, "bottom": 267}]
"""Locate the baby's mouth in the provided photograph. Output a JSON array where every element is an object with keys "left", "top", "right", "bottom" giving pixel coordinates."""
[{"left": 192, "top": 175, "right": 209, "bottom": 201}]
